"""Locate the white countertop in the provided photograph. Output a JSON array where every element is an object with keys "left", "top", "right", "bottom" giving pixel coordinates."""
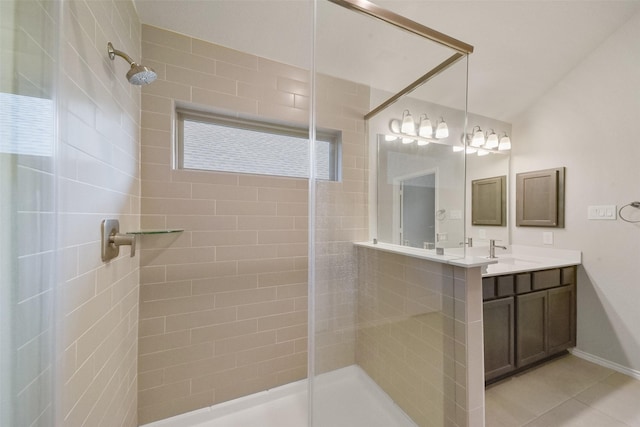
[
  {"left": 473, "top": 245, "right": 582, "bottom": 277},
  {"left": 353, "top": 242, "right": 581, "bottom": 274},
  {"left": 353, "top": 241, "right": 498, "bottom": 268}
]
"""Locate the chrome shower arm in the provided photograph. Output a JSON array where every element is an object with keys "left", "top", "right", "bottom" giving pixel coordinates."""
[{"left": 107, "top": 42, "right": 135, "bottom": 65}]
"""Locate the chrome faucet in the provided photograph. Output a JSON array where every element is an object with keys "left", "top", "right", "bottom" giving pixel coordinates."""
[{"left": 489, "top": 239, "right": 506, "bottom": 259}]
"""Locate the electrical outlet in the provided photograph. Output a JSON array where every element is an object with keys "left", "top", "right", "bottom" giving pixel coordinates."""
[{"left": 543, "top": 232, "right": 553, "bottom": 245}]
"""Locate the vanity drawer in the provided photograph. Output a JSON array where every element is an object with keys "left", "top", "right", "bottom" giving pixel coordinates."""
[
  {"left": 483, "top": 277, "right": 496, "bottom": 300},
  {"left": 497, "top": 275, "right": 515, "bottom": 297},
  {"left": 532, "top": 269, "right": 561, "bottom": 290},
  {"left": 561, "top": 266, "right": 576, "bottom": 285},
  {"left": 515, "top": 273, "right": 532, "bottom": 294}
]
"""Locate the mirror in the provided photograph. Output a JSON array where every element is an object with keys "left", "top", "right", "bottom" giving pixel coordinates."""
[
  {"left": 465, "top": 120, "right": 512, "bottom": 246},
  {"left": 373, "top": 93, "right": 512, "bottom": 250},
  {"left": 371, "top": 81, "right": 468, "bottom": 251}
]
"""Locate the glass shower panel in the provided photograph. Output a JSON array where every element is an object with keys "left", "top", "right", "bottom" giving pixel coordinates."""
[
  {"left": 311, "top": 0, "right": 470, "bottom": 425},
  {"left": 0, "top": 0, "right": 59, "bottom": 426}
]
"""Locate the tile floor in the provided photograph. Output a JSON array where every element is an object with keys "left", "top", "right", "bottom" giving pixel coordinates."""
[
  {"left": 144, "top": 354, "right": 640, "bottom": 427},
  {"left": 485, "top": 354, "right": 640, "bottom": 427}
]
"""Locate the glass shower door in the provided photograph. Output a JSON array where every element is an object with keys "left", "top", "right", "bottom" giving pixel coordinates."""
[{"left": 0, "top": 0, "right": 59, "bottom": 425}]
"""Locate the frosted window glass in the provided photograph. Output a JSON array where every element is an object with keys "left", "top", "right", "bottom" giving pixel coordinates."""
[{"left": 180, "top": 117, "right": 337, "bottom": 181}]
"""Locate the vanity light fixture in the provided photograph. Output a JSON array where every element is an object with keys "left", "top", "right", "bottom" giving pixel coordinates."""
[
  {"left": 386, "top": 110, "right": 447, "bottom": 146},
  {"left": 471, "top": 126, "right": 485, "bottom": 147},
  {"left": 498, "top": 132, "right": 512, "bottom": 150},
  {"left": 401, "top": 110, "right": 416, "bottom": 134},
  {"left": 459, "top": 126, "right": 513, "bottom": 155},
  {"left": 435, "top": 118, "right": 449, "bottom": 139},
  {"left": 418, "top": 114, "right": 433, "bottom": 138},
  {"left": 485, "top": 129, "right": 499, "bottom": 149}
]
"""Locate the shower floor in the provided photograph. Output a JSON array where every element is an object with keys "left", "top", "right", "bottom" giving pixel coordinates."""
[{"left": 142, "top": 365, "right": 417, "bottom": 427}]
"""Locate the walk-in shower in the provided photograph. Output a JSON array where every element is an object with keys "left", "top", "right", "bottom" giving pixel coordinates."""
[{"left": 1, "top": 0, "right": 479, "bottom": 426}]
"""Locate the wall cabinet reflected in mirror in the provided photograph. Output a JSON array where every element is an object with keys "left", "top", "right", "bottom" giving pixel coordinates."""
[{"left": 472, "top": 175, "right": 506, "bottom": 226}]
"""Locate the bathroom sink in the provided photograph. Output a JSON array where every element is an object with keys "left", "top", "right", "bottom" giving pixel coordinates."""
[
  {"left": 482, "top": 255, "right": 540, "bottom": 274},
  {"left": 492, "top": 256, "right": 539, "bottom": 266}
]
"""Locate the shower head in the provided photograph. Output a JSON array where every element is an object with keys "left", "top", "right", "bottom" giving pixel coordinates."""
[{"left": 107, "top": 42, "right": 157, "bottom": 86}]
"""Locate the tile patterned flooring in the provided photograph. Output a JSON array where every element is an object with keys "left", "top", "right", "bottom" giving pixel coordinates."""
[
  {"left": 145, "top": 354, "right": 640, "bottom": 427},
  {"left": 485, "top": 354, "right": 640, "bottom": 427}
]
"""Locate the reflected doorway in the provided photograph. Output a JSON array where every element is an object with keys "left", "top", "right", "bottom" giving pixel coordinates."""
[{"left": 394, "top": 170, "right": 437, "bottom": 248}]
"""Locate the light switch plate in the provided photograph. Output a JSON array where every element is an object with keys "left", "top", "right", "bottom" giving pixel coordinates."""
[{"left": 588, "top": 205, "right": 617, "bottom": 220}]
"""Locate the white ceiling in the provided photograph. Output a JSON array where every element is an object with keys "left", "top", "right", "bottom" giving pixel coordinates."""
[{"left": 134, "top": 0, "right": 640, "bottom": 122}]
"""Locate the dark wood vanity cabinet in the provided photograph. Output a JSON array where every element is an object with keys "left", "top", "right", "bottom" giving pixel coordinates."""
[
  {"left": 483, "top": 266, "right": 576, "bottom": 382},
  {"left": 483, "top": 296, "right": 516, "bottom": 379}
]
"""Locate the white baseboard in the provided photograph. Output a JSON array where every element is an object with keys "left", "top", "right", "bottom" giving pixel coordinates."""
[{"left": 570, "top": 348, "right": 640, "bottom": 381}]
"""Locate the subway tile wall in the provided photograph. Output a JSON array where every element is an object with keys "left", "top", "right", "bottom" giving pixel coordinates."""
[
  {"left": 138, "top": 25, "right": 368, "bottom": 424},
  {"left": 313, "top": 74, "right": 370, "bottom": 374},
  {"left": 59, "top": 1, "right": 141, "bottom": 426},
  {"left": 356, "top": 248, "right": 481, "bottom": 427}
]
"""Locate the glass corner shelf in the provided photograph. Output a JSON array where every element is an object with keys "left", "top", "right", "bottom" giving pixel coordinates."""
[{"left": 126, "top": 229, "right": 184, "bottom": 235}]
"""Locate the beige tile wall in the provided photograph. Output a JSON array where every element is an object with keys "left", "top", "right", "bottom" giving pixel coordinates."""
[
  {"left": 138, "top": 24, "right": 368, "bottom": 424},
  {"left": 313, "top": 74, "right": 370, "bottom": 374},
  {"left": 59, "top": 1, "right": 141, "bottom": 426},
  {"left": 355, "top": 248, "right": 481, "bottom": 427}
]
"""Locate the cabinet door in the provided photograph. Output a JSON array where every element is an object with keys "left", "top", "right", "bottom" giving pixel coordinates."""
[
  {"left": 483, "top": 297, "right": 515, "bottom": 381},
  {"left": 517, "top": 290, "right": 547, "bottom": 367},
  {"left": 548, "top": 285, "right": 576, "bottom": 354}
]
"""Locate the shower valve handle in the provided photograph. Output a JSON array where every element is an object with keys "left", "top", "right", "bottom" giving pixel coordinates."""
[{"left": 109, "top": 233, "right": 136, "bottom": 257}]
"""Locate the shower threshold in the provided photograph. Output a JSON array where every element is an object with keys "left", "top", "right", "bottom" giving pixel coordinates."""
[{"left": 141, "top": 365, "right": 416, "bottom": 427}]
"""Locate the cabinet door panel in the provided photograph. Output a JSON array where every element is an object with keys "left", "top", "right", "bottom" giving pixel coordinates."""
[
  {"left": 517, "top": 290, "right": 547, "bottom": 366},
  {"left": 548, "top": 285, "right": 576, "bottom": 353},
  {"left": 483, "top": 297, "right": 515, "bottom": 381}
]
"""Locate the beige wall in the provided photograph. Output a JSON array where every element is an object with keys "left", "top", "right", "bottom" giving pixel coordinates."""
[
  {"left": 59, "top": 1, "right": 141, "bottom": 426},
  {"left": 137, "top": 24, "right": 368, "bottom": 423},
  {"left": 355, "top": 248, "right": 484, "bottom": 427},
  {"left": 511, "top": 10, "right": 640, "bottom": 376}
]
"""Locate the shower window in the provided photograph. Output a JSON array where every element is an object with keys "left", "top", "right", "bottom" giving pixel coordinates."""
[{"left": 176, "top": 110, "right": 340, "bottom": 181}]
